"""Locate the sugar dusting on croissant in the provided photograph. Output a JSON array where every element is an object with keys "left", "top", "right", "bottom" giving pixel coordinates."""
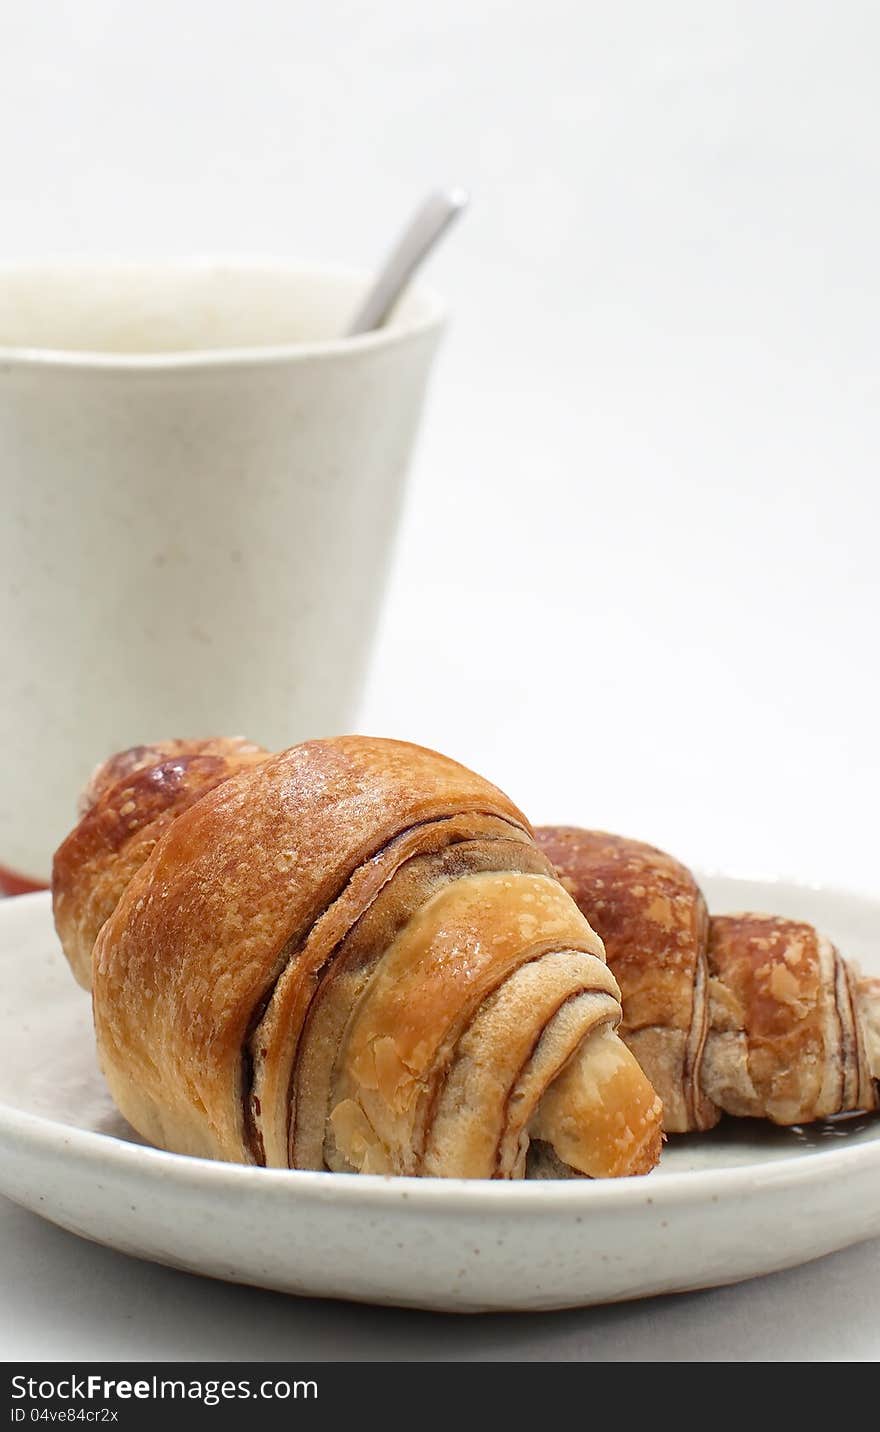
[
  {"left": 536, "top": 827, "right": 880, "bottom": 1131},
  {"left": 52, "top": 737, "right": 663, "bottom": 1180}
]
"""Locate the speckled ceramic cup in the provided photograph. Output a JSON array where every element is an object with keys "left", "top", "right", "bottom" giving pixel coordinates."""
[{"left": 0, "top": 260, "right": 445, "bottom": 887}]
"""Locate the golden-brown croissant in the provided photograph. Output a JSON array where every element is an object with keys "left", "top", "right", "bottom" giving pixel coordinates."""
[
  {"left": 52, "top": 737, "right": 663, "bottom": 1179},
  {"left": 536, "top": 828, "right": 880, "bottom": 1132}
]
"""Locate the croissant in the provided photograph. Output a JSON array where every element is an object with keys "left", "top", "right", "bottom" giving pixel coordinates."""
[
  {"left": 536, "top": 828, "right": 880, "bottom": 1132},
  {"left": 52, "top": 737, "right": 663, "bottom": 1180}
]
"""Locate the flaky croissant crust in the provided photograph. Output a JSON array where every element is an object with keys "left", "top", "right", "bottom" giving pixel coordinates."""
[{"left": 53, "top": 737, "right": 663, "bottom": 1180}]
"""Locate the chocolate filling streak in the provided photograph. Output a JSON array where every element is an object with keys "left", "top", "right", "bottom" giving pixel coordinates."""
[
  {"left": 493, "top": 983, "right": 618, "bottom": 1177},
  {"left": 239, "top": 812, "right": 536, "bottom": 1164},
  {"left": 241, "top": 997, "right": 279, "bottom": 1159},
  {"left": 832, "top": 948, "right": 854, "bottom": 1113},
  {"left": 292, "top": 839, "right": 552, "bottom": 1170},
  {"left": 682, "top": 953, "right": 713, "bottom": 1129}
]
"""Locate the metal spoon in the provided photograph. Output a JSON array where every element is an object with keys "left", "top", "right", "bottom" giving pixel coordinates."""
[{"left": 346, "top": 187, "right": 469, "bottom": 336}]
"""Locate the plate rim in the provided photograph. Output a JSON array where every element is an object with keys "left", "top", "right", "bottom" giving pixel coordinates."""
[{"left": 3, "top": 1097, "right": 880, "bottom": 1215}]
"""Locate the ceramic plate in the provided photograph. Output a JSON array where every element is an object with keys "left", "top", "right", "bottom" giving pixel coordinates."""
[{"left": 1, "top": 879, "right": 878, "bottom": 1313}]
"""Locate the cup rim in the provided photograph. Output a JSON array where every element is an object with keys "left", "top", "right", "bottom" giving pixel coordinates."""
[{"left": 0, "top": 256, "right": 447, "bottom": 370}]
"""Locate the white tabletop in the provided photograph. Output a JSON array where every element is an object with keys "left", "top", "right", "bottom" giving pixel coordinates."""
[{"left": 2, "top": 0, "right": 880, "bottom": 1362}]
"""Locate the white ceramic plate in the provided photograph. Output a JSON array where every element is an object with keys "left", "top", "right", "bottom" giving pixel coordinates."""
[{"left": 1, "top": 879, "right": 879, "bottom": 1313}]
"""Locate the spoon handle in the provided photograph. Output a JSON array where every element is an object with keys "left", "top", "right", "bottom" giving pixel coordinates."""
[{"left": 346, "top": 187, "right": 468, "bottom": 336}]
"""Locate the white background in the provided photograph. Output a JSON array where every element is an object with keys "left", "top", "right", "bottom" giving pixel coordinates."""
[{"left": 1, "top": 0, "right": 879, "bottom": 1360}]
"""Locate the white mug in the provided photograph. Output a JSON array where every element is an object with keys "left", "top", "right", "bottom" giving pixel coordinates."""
[{"left": 0, "top": 259, "right": 445, "bottom": 887}]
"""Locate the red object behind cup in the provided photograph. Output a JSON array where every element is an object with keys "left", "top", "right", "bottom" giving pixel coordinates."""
[{"left": 0, "top": 864, "right": 48, "bottom": 897}]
